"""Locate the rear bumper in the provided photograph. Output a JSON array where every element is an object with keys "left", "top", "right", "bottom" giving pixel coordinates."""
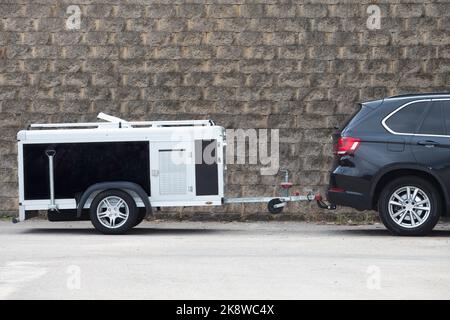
[
  {"left": 327, "top": 189, "right": 370, "bottom": 211},
  {"left": 328, "top": 168, "right": 373, "bottom": 211}
]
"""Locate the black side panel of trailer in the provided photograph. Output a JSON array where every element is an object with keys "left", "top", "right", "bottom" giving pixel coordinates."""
[
  {"left": 195, "top": 139, "right": 218, "bottom": 196},
  {"left": 23, "top": 141, "right": 150, "bottom": 200}
]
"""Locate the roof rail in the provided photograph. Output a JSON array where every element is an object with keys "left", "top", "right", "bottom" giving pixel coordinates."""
[
  {"left": 28, "top": 114, "right": 216, "bottom": 130},
  {"left": 129, "top": 119, "right": 215, "bottom": 127},
  {"left": 388, "top": 92, "right": 450, "bottom": 99},
  {"left": 29, "top": 122, "right": 120, "bottom": 129}
]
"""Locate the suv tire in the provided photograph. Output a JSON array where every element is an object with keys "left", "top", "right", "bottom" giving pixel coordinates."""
[{"left": 378, "top": 176, "right": 441, "bottom": 236}]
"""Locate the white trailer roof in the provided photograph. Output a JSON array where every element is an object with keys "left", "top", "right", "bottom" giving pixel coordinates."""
[{"left": 18, "top": 113, "right": 224, "bottom": 143}]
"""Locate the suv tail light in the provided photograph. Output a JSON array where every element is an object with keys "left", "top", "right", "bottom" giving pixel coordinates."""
[{"left": 334, "top": 137, "right": 361, "bottom": 156}]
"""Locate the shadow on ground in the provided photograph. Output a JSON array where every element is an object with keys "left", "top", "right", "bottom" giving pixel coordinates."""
[
  {"left": 333, "top": 227, "right": 450, "bottom": 237},
  {"left": 21, "top": 227, "right": 237, "bottom": 236}
]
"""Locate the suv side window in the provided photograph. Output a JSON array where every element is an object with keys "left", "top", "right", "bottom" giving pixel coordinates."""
[
  {"left": 441, "top": 100, "right": 450, "bottom": 135},
  {"left": 385, "top": 101, "right": 429, "bottom": 134},
  {"left": 418, "top": 101, "right": 445, "bottom": 135}
]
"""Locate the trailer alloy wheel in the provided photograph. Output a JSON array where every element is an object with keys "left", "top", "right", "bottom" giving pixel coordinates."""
[
  {"left": 90, "top": 189, "right": 138, "bottom": 234},
  {"left": 268, "top": 198, "right": 284, "bottom": 214}
]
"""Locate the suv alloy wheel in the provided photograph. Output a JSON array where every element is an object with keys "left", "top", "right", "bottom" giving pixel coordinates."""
[{"left": 378, "top": 176, "right": 441, "bottom": 236}]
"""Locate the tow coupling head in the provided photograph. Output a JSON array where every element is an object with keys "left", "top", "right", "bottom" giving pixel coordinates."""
[{"left": 314, "top": 194, "right": 337, "bottom": 210}]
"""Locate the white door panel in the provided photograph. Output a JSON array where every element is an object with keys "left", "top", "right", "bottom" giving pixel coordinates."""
[
  {"left": 159, "top": 149, "right": 187, "bottom": 195},
  {"left": 150, "top": 142, "right": 194, "bottom": 201}
]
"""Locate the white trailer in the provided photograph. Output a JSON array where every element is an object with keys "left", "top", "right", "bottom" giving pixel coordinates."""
[{"left": 15, "top": 113, "right": 333, "bottom": 234}]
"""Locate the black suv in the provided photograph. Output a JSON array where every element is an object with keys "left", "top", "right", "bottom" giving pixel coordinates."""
[{"left": 328, "top": 93, "right": 450, "bottom": 235}]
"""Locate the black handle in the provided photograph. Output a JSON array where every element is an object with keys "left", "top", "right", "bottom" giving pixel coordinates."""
[{"left": 417, "top": 140, "right": 440, "bottom": 147}]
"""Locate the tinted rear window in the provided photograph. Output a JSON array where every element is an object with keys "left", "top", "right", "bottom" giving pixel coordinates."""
[
  {"left": 418, "top": 102, "right": 444, "bottom": 135},
  {"left": 439, "top": 101, "right": 450, "bottom": 135},
  {"left": 341, "top": 104, "right": 373, "bottom": 130},
  {"left": 385, "top": 101, "right": 429, "bottom": 134}
]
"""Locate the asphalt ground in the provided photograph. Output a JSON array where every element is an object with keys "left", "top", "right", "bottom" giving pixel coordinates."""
[{"left": 0, "top": 220, "right": 448, "bottom": 299}]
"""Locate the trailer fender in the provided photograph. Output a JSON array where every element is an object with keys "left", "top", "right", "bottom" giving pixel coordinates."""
[{"left": 76, "top": 181, "right": 152, "bottom": 218}]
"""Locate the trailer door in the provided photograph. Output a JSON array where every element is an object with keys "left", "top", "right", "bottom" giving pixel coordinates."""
[{"left": 150, "top": 141, "right": 195, "bottom": 202}]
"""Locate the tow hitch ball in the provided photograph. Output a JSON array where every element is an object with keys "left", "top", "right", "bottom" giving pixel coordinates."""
[{"left": 315, "top": 194, "right": 337, "bottom": 210}]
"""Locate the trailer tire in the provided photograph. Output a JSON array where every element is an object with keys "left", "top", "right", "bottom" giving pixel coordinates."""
[
  {"left": 134, "top": 208, "right": 147, "bottom": 227},
  {"left": 268, "top": 198, "right": 284, "bottom": 214},
  {"left": 90, "top": 189, "right": 138, "bottom": 234}
]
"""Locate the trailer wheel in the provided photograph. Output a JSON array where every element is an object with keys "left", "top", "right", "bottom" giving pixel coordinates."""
[
  {"left": 90, "top": 189, "right": 138, "bottom": 234},
  {"left": 268, "top": 198, "right": 284, "bottom": 214},
  {"left": 134, "top": 208, "right": 147, "bottom": 227}
]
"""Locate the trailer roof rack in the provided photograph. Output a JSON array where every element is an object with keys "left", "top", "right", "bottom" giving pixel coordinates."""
[{"left": 28, "top": 113, "right": 215, "bottom": 130}]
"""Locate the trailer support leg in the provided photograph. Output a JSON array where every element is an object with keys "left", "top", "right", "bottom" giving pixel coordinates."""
[
  {"left": 45, "top": 150, "right": 57, "bottom": 211},
  {"left": 12, "top": 205, "right": 25, "bottom": 223}
]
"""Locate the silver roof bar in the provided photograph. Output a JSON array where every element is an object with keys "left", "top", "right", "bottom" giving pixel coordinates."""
[
  {"left": 29, "top": 122, "right": 109, "bottom": 129},
  {"left": 28, "top": 113, "right": 215, "bottom": 129},
  {"left": 130, "top": 120, "right": 215, "bottom": 127}
]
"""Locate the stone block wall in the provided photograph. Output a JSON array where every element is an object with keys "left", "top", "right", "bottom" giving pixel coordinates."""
[{"left": 0, "top": 0, "right": 449, "bottom": 220}]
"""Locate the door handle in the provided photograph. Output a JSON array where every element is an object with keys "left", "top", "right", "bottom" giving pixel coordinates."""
[
  {"left": 417, "top": 140, "right": 440, "bottom": 147},
  {"left": 151, "top": 170, "right": 159, "bottom": 176}
]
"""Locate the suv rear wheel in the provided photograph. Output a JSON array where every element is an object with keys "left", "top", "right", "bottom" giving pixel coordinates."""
[{"left": 378, "top": 176, "right": 441, "bottom": 236}]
